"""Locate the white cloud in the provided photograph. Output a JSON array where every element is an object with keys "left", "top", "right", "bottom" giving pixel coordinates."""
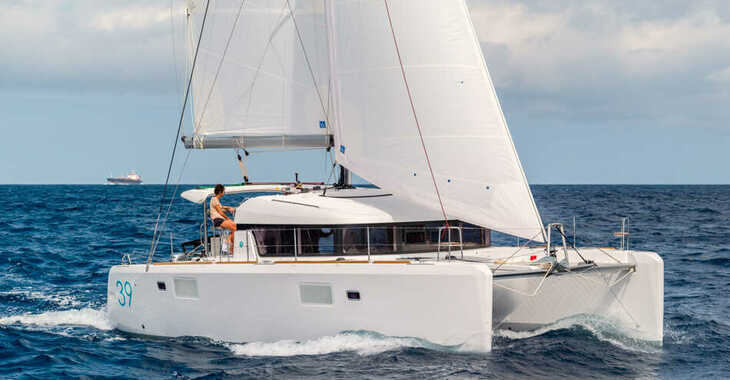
[
  {"left": 0, "top": 0, "right": 187, "bottom": 93},
  {"left": 706, "top": 66, "right": 730, "bottom": 84},
  {"left": 0, "top": 0, "right": 728, "bottom": 128},
  {"left": 467, "top": 0, "right": 730, "bottom": 126},
  {"left": 617, "top": 10, "right": 730, "bottom": 76},
  {"left": 90, "top": 6, "right": 171, "bottom": 32},
  {"left": 469, "top": 1, "right": 730, "bottom": 84}
]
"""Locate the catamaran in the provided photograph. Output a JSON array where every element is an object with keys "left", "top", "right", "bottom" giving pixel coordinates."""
[{"left": 107, "top": 0, "right": 663, "bottom": 351}]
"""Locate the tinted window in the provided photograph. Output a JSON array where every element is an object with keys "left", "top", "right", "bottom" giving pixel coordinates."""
[
  {"left": 253, "top": 229, "right": 295, "bottom": 256},
  {"left": 249, "top": 223, "right": 489, "bottom": 257},
  {"left": 369, "top": 227, "right": 394, "bottom": 254},
  {"left": 300, "top": 228, "right": 335, "bottom": 256},
  {"left": 341, "top": 228, "right": 368, "bottom": 254},
  {"left": 462, "top": 223, "right": 489, "bottom": 248}
]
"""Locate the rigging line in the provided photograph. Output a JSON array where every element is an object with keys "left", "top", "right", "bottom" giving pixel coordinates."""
[
  {"left": 323, "top": 0, "right": 335, "bottom": 168},
  {"left": 147, "top": 0, "right": 212, "bottom": 271},
  {"left": 285, "top": 0, "right": 332, "bottom": 133},
  {"left": 596, "top": 247, "right": 623, "bottom": 264},
  {"left": 326, "top": 160, "right": 337, "bottom": 183},
  {"left": 194, "top": 0, "right": 249, "bottom": 133},
  {"left": 383, "top": 0, "right": 449, "bottom": 226},
  {"left": 150, "top": 150, "right": 193, "bottom": 256},
  {"left": 322, "top": 149, "right": 328, "bottom": 182},
  {"left": 492, "top": 229, "right": 543, "bottom": 272},
  {"left": 169, "top": 0, "right": 182, "bottom": 107},
  {"left": 553, "top": 224, "right": 590, "bottom": 264}
]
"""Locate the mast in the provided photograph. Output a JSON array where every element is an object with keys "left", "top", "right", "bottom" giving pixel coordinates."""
[{"left": 337, "top": 165, "right": 351, "bottom": 187}]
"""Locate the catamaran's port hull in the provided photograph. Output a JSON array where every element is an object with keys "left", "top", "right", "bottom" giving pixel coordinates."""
[
  {"left": 107, "top": 261, "right": 494, "bottom": 351},
  {"left": 107, "top": 250, "right": 662, "bottom": 351}
]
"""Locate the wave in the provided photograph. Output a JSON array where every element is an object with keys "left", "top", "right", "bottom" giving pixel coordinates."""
[
  {"left": 0, "top": 289, "right": 83, "bottom": 308},
  {"left": 704, "top": 258, "right": 730, "bottom": 266},
  {"left": 0, "top": 308, "right": 112, "bottom": 331},
  {"left": 226, "top": 331, "right": 432, "bottom": 357},
  {"left": 494, "top": 315, "right": 662, "bottom": 353},
  {"left": 690, "top": 207, "right": 721, "bottom": 215}
]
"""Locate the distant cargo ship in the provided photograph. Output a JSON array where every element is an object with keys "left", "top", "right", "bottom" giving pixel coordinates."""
[{"left": 106, "top": 171, "right": 142, "bottom": 185}]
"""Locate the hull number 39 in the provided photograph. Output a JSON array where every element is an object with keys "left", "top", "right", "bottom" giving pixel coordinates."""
[{"left": 116, "top": 280, "right": 133, "bottom": 307}]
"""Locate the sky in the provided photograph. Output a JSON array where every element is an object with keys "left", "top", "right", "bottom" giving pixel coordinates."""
[{"left": 1, "top": 0, "right": 728, "bottom": 184}]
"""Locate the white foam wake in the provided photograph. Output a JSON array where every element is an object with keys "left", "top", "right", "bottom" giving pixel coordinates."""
[
  {"left": 0, "top": 289, "right": 83, "bottom": 308},
  {"left": 495, "top": 315, "right": 661, "bottom": 353},
  {"left": 227, "top": 332, "right": 429, "bottom": 357},
  {"left": 0, "top": 308, "right": 113, "bottom": 331}
]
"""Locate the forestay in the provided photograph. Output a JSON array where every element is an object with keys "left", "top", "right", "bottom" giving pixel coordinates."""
[
  {"left": 329, "top": 0, "right": 545, "bottom": 241},
  {"left": 186, "top": 0, "right": 331, "bottom": 139}
]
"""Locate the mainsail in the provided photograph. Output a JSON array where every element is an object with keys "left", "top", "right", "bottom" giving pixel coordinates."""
[
  {"left": 328, "top": 0, "right": 545, "bottom": 241},
  {"left": 184, "top": 0, "right": 332, "bottom": 149},
  {"left": 181, "top": 0, "right": 545, "bottom": 241}
]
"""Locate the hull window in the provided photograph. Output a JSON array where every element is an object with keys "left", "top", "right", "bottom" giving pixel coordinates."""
[
  {"left": 300, "top": 283, "right": 333, "bottom": 305},
  {"left": 174, "top": 278, "right": 199, "bottom": 299},
  {"left": 346, "top": 291, "right": 361, "bottom": 301}
]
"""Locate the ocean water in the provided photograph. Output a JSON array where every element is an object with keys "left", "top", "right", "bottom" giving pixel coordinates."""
[{"left": 1, "top": 185, "right": 728, "bottom": 379}]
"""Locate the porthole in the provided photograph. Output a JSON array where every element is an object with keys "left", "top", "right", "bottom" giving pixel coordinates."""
[{"left": 346, "top": 291, "right": 360, "bottom": 301}]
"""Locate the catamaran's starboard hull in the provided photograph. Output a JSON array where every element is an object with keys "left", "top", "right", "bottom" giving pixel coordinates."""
[
  {"left": 107, "top": 262, "right": 494, "bottom": 350},
  {"left": 492, "top": 251, "right": 663, "bottom": 342}
]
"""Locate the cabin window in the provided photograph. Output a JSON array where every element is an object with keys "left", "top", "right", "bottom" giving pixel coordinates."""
[
  {"left": 368, "top": 227, "right": 394, "bottom": 254},
  {"left": 341, "top": 227, "right": 368, "bottom": 254},
  {"left": 249, "top": 222, "right": 490, "bottom": 257},
  {"left": 252, "top": 229, "right": 295, "bottom": 256},
  {"left": 399, "top": 224, "right": 434, "bottom": 253},
  {"left": 299, "top": 228, "right": 335, "bottom": 255},
  {"left": 462, "top": 224, "right": 490, "bottom": 248}
]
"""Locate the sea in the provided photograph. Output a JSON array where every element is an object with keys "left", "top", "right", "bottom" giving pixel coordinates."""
[{"left": 1, "top": 185, "right": 728, "bottom": 379}]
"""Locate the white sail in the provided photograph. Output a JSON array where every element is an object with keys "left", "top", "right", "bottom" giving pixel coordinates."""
[
  {"left": 187, "top": 0, "right": 331, "bottom": 138},
  {"left": 329, "top": 0, "right": 545, "bottom": 241}
]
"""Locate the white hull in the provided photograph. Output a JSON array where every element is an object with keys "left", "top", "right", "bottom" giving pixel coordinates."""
[
  {"left": 108, "top": 261, "right": 494, "bottom": 350},
  {"left": 107, "top": 249, "right": 662, "bottom": 350},
  {"left": 492, "top": 250, "right": 663, "bottom": 341}
]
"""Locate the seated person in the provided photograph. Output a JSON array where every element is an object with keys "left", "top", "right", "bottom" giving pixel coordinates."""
[{"left": 210, "top": 184, "right": 237, "bottom": 253}]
